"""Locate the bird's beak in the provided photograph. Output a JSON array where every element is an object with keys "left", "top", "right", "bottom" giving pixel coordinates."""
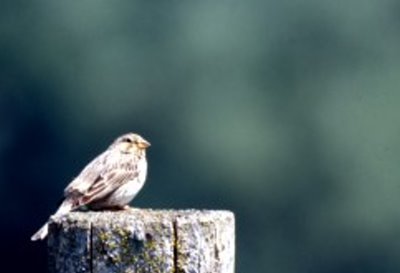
[{"left": 137, "top": 139, "right": 151, "bottom": 149}]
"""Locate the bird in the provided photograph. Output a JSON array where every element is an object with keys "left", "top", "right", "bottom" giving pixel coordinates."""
[{"left": 31, "top": 133, "right": 150, "bottom": 241}]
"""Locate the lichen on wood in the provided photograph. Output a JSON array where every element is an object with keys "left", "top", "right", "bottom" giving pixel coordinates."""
[{"left": 48, "top": 209, "right": 235, "bottom": 273}]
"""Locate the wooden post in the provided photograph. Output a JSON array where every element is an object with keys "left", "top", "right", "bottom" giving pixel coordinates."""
[{"left": 48, "top": 209, "right": 235, "bottom": 273}]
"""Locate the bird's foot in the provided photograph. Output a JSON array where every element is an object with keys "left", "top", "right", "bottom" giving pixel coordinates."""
[{"left": 122, "top": 205, "right": 135, "bottom": 211}]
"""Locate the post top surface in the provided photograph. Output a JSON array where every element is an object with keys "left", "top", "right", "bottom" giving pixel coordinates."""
[{"left": 51, "top": 208, "right": 235, "bottom": 226}]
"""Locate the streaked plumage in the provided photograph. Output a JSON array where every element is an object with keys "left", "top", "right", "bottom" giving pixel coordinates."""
[{"left": 31, "top": 133, "right": 150, "bottom": 241}]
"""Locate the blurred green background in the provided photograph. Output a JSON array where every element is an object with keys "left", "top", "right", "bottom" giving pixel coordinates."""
[{"left": 2, "top": 0, "right": 400, "bottom": 272}]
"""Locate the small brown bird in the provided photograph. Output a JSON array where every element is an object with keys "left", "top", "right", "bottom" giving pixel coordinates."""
[{"left": 31, "top": 133, "right": 150, "bottom": 241}]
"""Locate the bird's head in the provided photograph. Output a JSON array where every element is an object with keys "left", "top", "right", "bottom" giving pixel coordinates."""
[{"left": 111, "top": 133, "right": 151, "bottom": 154}]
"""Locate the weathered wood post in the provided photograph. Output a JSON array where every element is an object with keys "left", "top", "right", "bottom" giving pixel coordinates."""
[{"left": 48, "top": 209, "right": 235, "bottom": 273}]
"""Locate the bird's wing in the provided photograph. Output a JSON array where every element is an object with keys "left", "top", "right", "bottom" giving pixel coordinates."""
[
  {"left": 63, "top": 150, "right": 140, "bottom": 208},
  {"left": 64, "top": 152, "right": 109, "bottom": 196},
  {"left": 76, "top": 168, "right": 138, "bottom": 206}
]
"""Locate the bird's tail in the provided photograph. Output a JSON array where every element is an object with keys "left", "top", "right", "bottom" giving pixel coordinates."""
[
  {"left": 53, "top": 199, "right": 74, "bottom": 215},
  {"left": 31, "top": 223, "right": 49, "bottom": 241},
  {"left": 31, "top": 199, "right": 74, "bottom": 241}
]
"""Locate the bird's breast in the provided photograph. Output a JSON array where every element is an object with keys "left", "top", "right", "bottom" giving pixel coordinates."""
[{"left": 106, "top": 157, "right": 147, "bottom": 207}]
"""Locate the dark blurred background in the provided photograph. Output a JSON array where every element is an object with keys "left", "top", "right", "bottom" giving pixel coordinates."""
[{"left": 2, "top": 1, "right": 400, "bottom": 272}]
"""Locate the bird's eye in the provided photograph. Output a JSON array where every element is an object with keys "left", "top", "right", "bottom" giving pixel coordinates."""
[{"left": 122, "top": 137, "right": 132, "bottom": 143}]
